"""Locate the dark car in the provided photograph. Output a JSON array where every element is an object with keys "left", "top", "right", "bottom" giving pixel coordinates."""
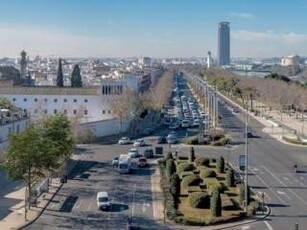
[
  {"left": 143, "top": 148, "right": 154, "bottom": 158},
  {"left": 156, "top": 136, "right": 167, "bottom": 144},
  {"left": 138, "top": 157, "right": 147, "bottom": 167},
  {"left": 244, "top": 131, "right": 253, "bottom": 138}
]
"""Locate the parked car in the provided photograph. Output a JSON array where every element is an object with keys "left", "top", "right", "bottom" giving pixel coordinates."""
[
  {"left": 169, "top": 123, "right": 180, "bottom": 130},
  {"left": 96, "top": 191, "right": 110, "bottom": 211},
  {"left": 118, "top": 137, "right": 130, "bottom": 145},
  {"left": 112, "top": 156, "right": 119, "bottom": 165},
  {"left": 143, "top": 148, "right": 154, "bottom": 158},
  {"left": 167, "top": 136, "right": 178, "bottom": 144},
  {"left": 133, "top": 139, "right": 145, "bottom": 147},
  {"left": 128, "top": 148, "right": 139, "bottom": 158},
  {"left": 137, "top": 157, "right": 148, "bottom": 167},
  {"left": 156, "top": 136, "right": 167, "bottom": 144}
]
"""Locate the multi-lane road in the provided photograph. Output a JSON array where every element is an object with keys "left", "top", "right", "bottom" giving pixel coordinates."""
[{"left": 8, "top": 73, "right": 307, "bottom": 230}]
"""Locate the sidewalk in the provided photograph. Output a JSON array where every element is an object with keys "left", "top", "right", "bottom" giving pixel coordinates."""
[{"left": 0, "top": 156, "right": 81, "bottom": 230}]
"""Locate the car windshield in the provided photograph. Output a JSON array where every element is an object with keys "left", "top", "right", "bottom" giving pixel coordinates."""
[
  {"left": 139, "top": 158, "right": 146, "bottom": 162},
  {"left": 119, "top": 164, "right": 128, "bottom": 169},
  {"left": 113, "top": 156, "right": 118, "bottom": 160},
  {"left": 98, "top": 197, "right": 108, "bottom": 202}
]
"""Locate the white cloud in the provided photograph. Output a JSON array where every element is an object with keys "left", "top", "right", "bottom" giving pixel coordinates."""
[
  {"left": 230, "top": 12, "right": 254, "bottom": 20},
  {"left": 231, "top": 30, "right": 307, "bottom": 57},
  {"left": 232, "top": 30, "right": 307, "bottom": 44},
  {"left": 0, "top": 23, "right": 175, "bottom": 58}
]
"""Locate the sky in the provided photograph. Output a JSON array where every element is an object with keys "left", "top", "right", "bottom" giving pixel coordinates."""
[{"left": 1, "top": 0, "right": 307, "bottom": 58}]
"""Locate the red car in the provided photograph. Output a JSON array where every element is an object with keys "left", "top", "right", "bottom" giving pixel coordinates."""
[{"left": 137, "top": 157, "right": 147, "bottom": 167}]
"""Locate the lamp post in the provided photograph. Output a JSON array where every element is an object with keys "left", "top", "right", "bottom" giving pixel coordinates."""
[{"left": 244, "top": 110, "right": 249, "bottom": 213}]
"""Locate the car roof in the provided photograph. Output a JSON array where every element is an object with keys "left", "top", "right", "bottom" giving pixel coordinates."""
[{"left": 97, "top": 191, "right": 108, "bottom": 197}]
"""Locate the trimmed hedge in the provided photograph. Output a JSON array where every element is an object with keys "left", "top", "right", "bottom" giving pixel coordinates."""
[
  {"left": 211, "top": 137, "right": 230, "bottom": 146},
  {"left": 165, "top": 152, "right": 173, "bottom": 160},
  {"left": 177, "top": 163, "right": 195, "bottom": 174},
  {"left": 182, "top": 174, "right": 202, "bottom": 188},
  {"left": 189, "top": 146, "right": 195, "bottom": 162},
  {"left": 210, "top": 191, "right": 222, "bottom": 217},
  {"left": 175, "top": 216, "right": 214, "bottom": 226},
  {"left": 216, "top": 156, "right": 225, "bottom": 174},
  {"left": 188, "top": 192, "right": 210, "bottom": 209},
  {"left": 195, "top": 157, "right": 210, "bottom": 167},
  {"left": 200, "top": 169, "right": 217, "bottom": 178},
  {"left": 226, "top": 169, "right": 235, "bottom": 187},
  {"left": 166, "top": 159, "right": 176, "bottom": 178},
  {"left": 282, "top": 136, "right": 307, "bottom": 145},
  {"left": 182, "top": 136, "right": 199, "bottom": 145}
]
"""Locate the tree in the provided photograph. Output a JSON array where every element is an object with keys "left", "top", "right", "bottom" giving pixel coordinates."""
[
  {"left": 210, "top": 191, "right": 222, "bottom": 217},
  {"left": 2, "top": 125, "right": 51, "bottom": 218},
  {"left": 216, "top": 156, "right": 225, "bottom": 173},
  {"left": 166, "top": 159, "right": 176, "bottom": 179},
  {"left": 41, "top": 114, "right": 75, "bottom": 171},
  {"left": 108, "top": 87, "right": 135, "bottom": 134},
  {"left": 1, "top": 114, "right": 75, "bottom": 220},
  {"left": 56, "top": 58, "right": 64, "bottom": 87},
  {"left": 165, "top": 152, "right": 173, "bottom": 160},
  {"left": 189, "top": 146, "right": 195, "bottom": 162},
  {"left": 71, "top": 64, "right": 83, "bottom": 87},
  {"left": 170, "top": 173, "right": 180, "bottom": 206},
  {"left": 226, "top": 168, "right": 235, "bottom": 187}
]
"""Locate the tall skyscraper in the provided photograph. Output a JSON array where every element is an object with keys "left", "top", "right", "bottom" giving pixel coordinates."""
[{"left": 218, "top": 22, "right": 230, "bottom": 66}]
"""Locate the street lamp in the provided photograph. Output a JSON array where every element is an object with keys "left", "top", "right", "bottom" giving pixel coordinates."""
[{"left": 244, "top": 110, "right": 249, "bottom": 213}]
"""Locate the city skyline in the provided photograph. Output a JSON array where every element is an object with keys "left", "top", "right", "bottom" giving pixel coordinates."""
[{"left": 1, "top": 0, "right": 307, "bottom": 58}]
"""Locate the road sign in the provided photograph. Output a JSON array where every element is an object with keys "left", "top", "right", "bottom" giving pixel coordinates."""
[{"left": 239, "top": 155, "right": 246, "bottom": 171}]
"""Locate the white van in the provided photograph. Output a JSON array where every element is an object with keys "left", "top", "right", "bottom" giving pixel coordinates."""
[
  {"left": 181, "top": 119, "right": 190, "bottom": 128},
  {"left": 96, "top": 191, "right": 110, "bottom": 211}
]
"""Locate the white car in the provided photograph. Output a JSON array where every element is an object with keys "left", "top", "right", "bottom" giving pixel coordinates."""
[
  {"left": 181, "top": 119, "right": 190, "bottom": 128},
  {"left": 118, "top": 137, "right": 130, "bottom": 145},
  {"left": 97, "top": 191, "right": 110, "bottom": 211},
  {"left": 133, "top": 139, "right": 145, "bottom": 147},
  {"left": 192, "top": 119, "right": 200, "bottom": 127},
  {"left": 128, "top": 148, "right": 139, "bottom": 158}
]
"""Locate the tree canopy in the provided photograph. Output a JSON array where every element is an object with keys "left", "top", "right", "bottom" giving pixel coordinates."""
[
  {"left": 56, "top": 58, "right": 64, "bottom": 87},
  {"left": 71, "top": 64, "right": 83, "bottom": 87}
]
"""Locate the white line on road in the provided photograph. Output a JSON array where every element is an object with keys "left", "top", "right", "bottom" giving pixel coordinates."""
[
  {"left": 276, "top": 190, "right": 291, "bottom": 199},
  {"left": 241, "top": 225, "right": 250, "bottom": 230},
  {"left": 249, "top": 167, "right": 287, "bottom": 205},
  {"left": 264, "top": 221, "right": 274, "bottom": 230},
  {"left": 262, "top": 166, "right": 307, "bottom": 206},
  {"left": 283, "top": 177, "right": 289, "bottom": 181}
]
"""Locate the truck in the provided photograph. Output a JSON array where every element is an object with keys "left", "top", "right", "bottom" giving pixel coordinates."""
[{"left": 118, "top": 154, "right": 131, "bottom": 174}]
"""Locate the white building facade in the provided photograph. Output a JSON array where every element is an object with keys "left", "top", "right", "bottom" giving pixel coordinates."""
[{"left": 0, "top": 78, "right": 138, "bottom": 138}]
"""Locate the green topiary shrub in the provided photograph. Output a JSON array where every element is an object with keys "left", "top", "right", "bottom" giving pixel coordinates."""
[
  {"left": 188, "top": 192, "right": 210, "bottom": 209},
  {"left": 226, "top": 168, "right": 235, "bottom": 187},
  {"left": 175, "top": 216, "right": 210, "bottom": 226},
  {"left": 211, "top": 137, "right": 230, "bottom": 146},
  {"left": 210, "top": 158, "right": 217, "bottom": 163},
  {"left": 181, "top": 174, "right": 202, "bottom": 188},
  {"left": 238, "top": 184, "right": 250, "bottom": 206},
  {"left": 210, "top": 191, "right": 222, "bottom": 217},
  {"left": 200, "top": 169, "right": 217, "bottom": 178},
  {"left": 210, "top": 183, "right": 227, "bottom": 195},
  {"left": 216, "top": 156, "right": 225, "bottom": 173},
  {"left": 195, "top": 157, "right": 210, "bottom": 167},
  {"left": 177, "top": 163, "right": 195, "bottom": 174},
  {"left": 182, "top": 136, "right": 199, "bottom": 145},
  {"left": 170, "top": 173, "right": 181, "bottom": 207},
  {"left": 165, "top": 152, "right": 173, "bottom": 160},
  {"left": 166, "top": 159, "right": 176, "bottom": 178},
  {"left": 189, "top": 146, "right": 195, "bottom": 162}
]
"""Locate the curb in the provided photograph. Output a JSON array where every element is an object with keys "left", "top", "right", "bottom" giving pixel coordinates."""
[{"left": 17, "top": 159, "right": 81, "bottom": 230}]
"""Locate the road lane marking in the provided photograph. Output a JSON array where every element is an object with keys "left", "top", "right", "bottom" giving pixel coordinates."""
[
  {"left": 241, "top": 225, "right": 250, "bottom": 230},
  {"left": 264, "top": 221, "right": 274, "bottom": 230},
  {"left": 249, "top": 167, "right": 287, "bottom": 205},
  {"left": 276, "top": 190, "right": 291, "bottom": 199},
  {"left": 262, "top": 166, "right": 307, "bottom": 206},
  {"left": 283, "top": 177, "right": 289, "bottom": 181}
]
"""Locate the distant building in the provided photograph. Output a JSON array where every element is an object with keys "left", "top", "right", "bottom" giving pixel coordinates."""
[
  {"left": 281, "top": 55, "right": 301, "bottom": 66},
  {"left": 20, "top": 50, "right": 27, "bottom": 79},
  {"left": 206, "top": 51, "right": 214, "bottom": 68},
  {"left": 138, "top": 56, "right": 151, "bottom": 67},
  {"left": 218, "top": 22, "right": 230, "bottom": 66}
]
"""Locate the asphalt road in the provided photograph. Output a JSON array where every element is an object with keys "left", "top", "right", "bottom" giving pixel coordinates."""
[
  {"left": 23, "top": 141, "right": 176, "bottom": 230},
  {"left": 199, "top": 79, "right": 307, "bottom": 230}
]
